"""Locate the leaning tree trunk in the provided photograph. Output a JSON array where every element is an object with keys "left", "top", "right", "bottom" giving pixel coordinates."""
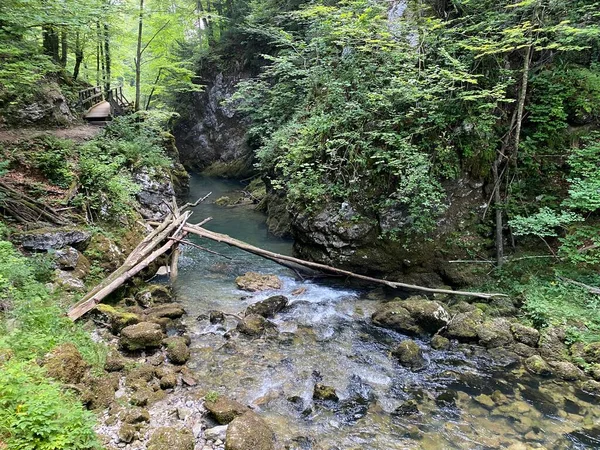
[
  {"left": 60, "top": 29, "right": 68, "bottom": 68},
  {"left": 103, "top": 23, "right": 111, "bottom": 93}
]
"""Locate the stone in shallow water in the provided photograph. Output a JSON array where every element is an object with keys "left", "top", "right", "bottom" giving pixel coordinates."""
[
  {"left": 392, "top": 340, "right": 426, "bottom": 370},
  {"left": 371, "top": 297, "right": 449, "bottom": 336},
  {"left": 392, "top": 399, "right": 420, "bottom": 416},
  {"left": 245, "top": 295, "right": 289, "bottom": 318},
  {"left": 313, "top": 384, "right": 339, "bottom": 401},
  {"left": 164, "top": 336, "right": 190, "bottom": 364},
  {"left": 235, "top": 272, "right": 282, "bottom": 292},
  {"left": 524, "top": 355, "right": 552, "bottom": 376},
  {"left": 431, "top": 334, "right": 450, "bottom": 350},
  {"left": 237, "top": 314, "right": 276, "bottom": 337}
]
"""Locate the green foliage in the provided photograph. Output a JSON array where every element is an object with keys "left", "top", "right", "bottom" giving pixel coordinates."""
[
  {"left": 29, "top": 137, "right": 75, "bottom": 188},
  {"left": 0, "top": 361, "right": 100, "bottom": 450},
  {"left": 0, "top": 239, "right": 103, "bottom": 448}
]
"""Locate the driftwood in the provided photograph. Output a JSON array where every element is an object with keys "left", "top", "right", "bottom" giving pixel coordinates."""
[
  {"left": 0, "top": 181, "right": 68, "bottom": 225},
  {"left": 181, "top": 222, "right": 507, "bottom": 300}
]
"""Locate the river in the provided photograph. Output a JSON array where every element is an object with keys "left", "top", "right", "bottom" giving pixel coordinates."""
[{"left": 173, "top": 175, "right": 600, "bottom": 449}]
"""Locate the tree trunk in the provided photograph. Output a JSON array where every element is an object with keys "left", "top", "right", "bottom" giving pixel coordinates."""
[
  {"left": 512, "top": 45, "right": 531, "bottom": 161},
  {"left": 103, "top": 23, "right": 111, "bottom": 93},
  {"left": 135, "top": 0, "right": 145, "bottom": 111},
  {"left": 60, "top": 29, "right": 67, "bottom": 67},
  {"left": 145, "top": 68, "right": 163, "bottom": 110},
  {"left": 73, "top": 32, "right": 83, "bottom": 80},
  {"left": 43, "top": 26, "right": 60, "bottom": 63}
]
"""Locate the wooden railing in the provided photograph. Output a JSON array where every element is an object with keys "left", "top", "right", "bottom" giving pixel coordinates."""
[
  {"left": 78, "top": 86, "right": 104, "bottom": 110},
  {"left": 106, "top": 86, "right": 132, "bottom": 115}
]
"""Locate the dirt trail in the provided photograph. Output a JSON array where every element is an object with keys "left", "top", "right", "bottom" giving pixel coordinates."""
[{"left": 0, "top": 123, "right": 102, "bottom": 144}]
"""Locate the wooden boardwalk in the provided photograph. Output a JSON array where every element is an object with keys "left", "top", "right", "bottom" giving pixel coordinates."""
[
  {"left": 83, "top": 101, "right": 111, "bottom": 121},
  {"left": 79, "top": 86, "right": 131, "bottom": 123}
]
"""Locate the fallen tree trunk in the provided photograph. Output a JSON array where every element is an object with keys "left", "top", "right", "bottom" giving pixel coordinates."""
[
  {"left": 68, "top": 211, "right": 191, "bottom": 320},
  {"left": 182, "top": 223, "right": 507, "bottom": 300}
]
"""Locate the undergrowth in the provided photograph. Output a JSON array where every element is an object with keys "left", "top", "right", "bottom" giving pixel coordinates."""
[{"left": 0, "top": 237, "right": 103, "bottom": 449}]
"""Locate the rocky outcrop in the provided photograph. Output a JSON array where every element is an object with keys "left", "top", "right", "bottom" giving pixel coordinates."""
[
  {"left": 14, "top": 227, "right": 91, "bottom": 251},
  {"left": 173, "top": 72, "right": 254, "bottom": 176},
  {"left": 8, "top": 81, "right": 74, "bottom": 127}
]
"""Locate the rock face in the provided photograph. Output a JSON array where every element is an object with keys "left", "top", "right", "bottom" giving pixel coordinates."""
[
  {"left": 235, "top": 272, "right": 282, "bottom": 292},
  {"left": 147, "top": 427, "right": 194, "bottom": 450},
  {"left": 15, "top": 227, "right": 91, "bottom": 250},
  {"left": 120, "top": 322, "right": 165, "bottom": 351},
  {"left": 225, "top": 412, "right": 275, "bottom": 450},
  {"left": 134, "top": 168, "right": 177, "bottom": 220},
  {"left": 245, "top": 295, "right": 289, "bottom": 318},
  {"left": 11, "top": 82, "right": 74, "bottom": 126},
  {"left": 372, "top": 297, "right": 449, "bottom": 335},
  {"left": 173, "top": 72, "right": 253, "bottom": 176},
  {"left": 287, "top": 177, "right": 487, "bottom": 278}
]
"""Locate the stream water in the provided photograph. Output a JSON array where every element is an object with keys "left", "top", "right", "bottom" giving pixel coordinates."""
[{"left": 174, "top": 175, "right": 600, "bottom": 449}]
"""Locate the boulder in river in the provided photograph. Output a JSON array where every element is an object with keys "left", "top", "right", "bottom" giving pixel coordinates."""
[
  {"left": 225, "top": 412, "right": 275, "bottom": 450},
  {"left": 245, "top": 295, "right": 289, "bottom": 318},
  {"left": 313, "top": 384, "right": 339, "bottom": 401},
  {"left": 549, "top": 361, "right": 584, "bottom": 381},
  {"left": 135, "top": 284, "right": 173, "bottom": 307},
  {"left": 205, "top": 395, "right": 250, "bottom": 424},
  {"left": 237, "top": 314, "right": 276, "bottom": 336},
  {"left": 146, "top": 303, "right": 186, "bottom": 320},
  {"left": 476, "top": 318, "right": 514, "bottom": 348},
  {"left": 236, "top": 272, "right": 282, "bottom": 292},
  {"left": 372, "top": 297, "right": 449, "bottom": 336},
  {"left": 120, "top": 322, "right": 165, "bottom": 351},
  {"left": 147, "top": 427, "right": 194, "bottom": 450},
  {"left": 538, "top": 326, "right": 568, "bottom": 361},
  {"left": 392, "top": 340, "right": 426, "bottom": 370},
  {"left": 430, "top": 334, "right": 450, "bottom": 350},
  {"left": 510, "top": 323, "right": 540, "bottom": 347}
]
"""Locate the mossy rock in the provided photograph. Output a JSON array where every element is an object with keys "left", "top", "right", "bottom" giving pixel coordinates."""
[
  {"left": 95, "top": 304, "right": 141, "bottom": 334},
  {"left": 135, "top": 284, "right": 173, "bottom": 308},
  {"left": 120, "top": 322, "right": 165, "bottom": 351},
  {"left": 43, "top": 343, "right": 89, "bottom": 384},
  {"left": 431, "top": 335, "right": 450, "bottom": 350},
  {"left": 148, "top": 427, "right": 194, "bottom": 450},
  {"left": 392, "top": 340, "right": 426, "bottom": 370},
  {"left": 205, "top": 396, "right": 250, "bottom": 424},
  {"left": 445, "top": 309, "right": 484, "bottom": 342},
  {"left": 225, "top": 412, "right": 275, "bottom": 450},
  {"left": 164, "top": 336, "right": 190, "bottom": 365},
  {"left": 13, "top": 227, "right": 91, "bottom": 251},
  {"left": 84, "top": 234, "right": 124, "bottom": 271},
  {"left": 524, "top": 355, "right": 552, "bottom": 377},
  {"left": 235, "top": 272, "right": 282, "bottom": 292}
]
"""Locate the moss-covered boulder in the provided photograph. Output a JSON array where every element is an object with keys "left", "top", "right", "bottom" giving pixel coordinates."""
[
  {"left": 120, "top": 322, "right": 165, "bottom": 351},
  {"left": 225, "top": 412, "right": 275, "bottom": 450},
  {"left": 401, "top": 297, "right": 450, "bottom": 332},
  {"left": 445, "top": 309, "right": 484, "bottom": 341},
  {"left": 95, "top": 304, "right": 141, "bottom": 334},
  {"left": 235, "top": 272, "right": 282, "bottom": 292},
  {"left": 510, "top": 323, "right": 540, "bottom": 347},
  {"left": 148, "top": 427, "right": 194, "bottom": 450},
  {"left": 146, "top": 303, "right": 186, "bottom": 320},
  {"left": 84, "top": 234, "right": 124, "bottom": 271},
  {"left": 245, "top": 295, "right": 289, "bottom": 318},
  {"left": 205, "top": 396, "right": 250, "bottom": 424},
  {"left": 83, "top": 372, "right": 120, "bottom": 410},
  {"left": 43, "top": 343, "right": 89, "bottom": 384},
  {"left": 549, "top": 361, "right": 584, "bottom": 381},
  {"left": 538, "top": 327, "right": 568, "bottom": 361},
  {"left": 431, "top": 334, "right": 450, "bottom": 350},
  {"left": 118, "top": 424, "right": 136, "bottom": 444},
  {"left": 524, "top": 355, "right": 552, "bottom": 377},
  {"left": 164, "top": 336, "right": 190, "bottom": 365},
  {"left": 476, "top": 318, "right": 514, "bottom": 348},
  {"left": 392, "top": 340, "right": 426, "bottom": 370}
]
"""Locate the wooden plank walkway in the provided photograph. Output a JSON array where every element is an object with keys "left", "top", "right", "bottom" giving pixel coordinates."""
[{"left": 83, "top": 101, "right": 111, "bottom": 121}]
